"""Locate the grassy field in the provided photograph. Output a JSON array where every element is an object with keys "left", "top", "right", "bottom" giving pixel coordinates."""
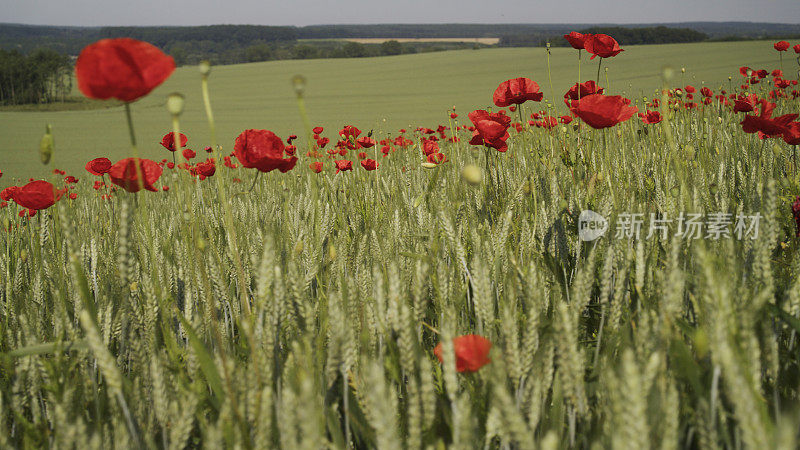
[{"left": 0, "top": 40, "right": 781, "bottom": 185}]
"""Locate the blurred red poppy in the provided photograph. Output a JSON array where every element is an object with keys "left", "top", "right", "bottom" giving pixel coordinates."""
[
  {"left": 1, "top": 186, "right": 19, "bottom": 202},
  {"left": 493, "top": 77, "right": 544, "bottom": 107},
  {"left": 233, "top": 129, "right": 298, "bottom": 173},
  {"left": 741, "top": 100, "right": 798, "bottom": 138},
  {"left": 86, "top": 157, "right": 112, "bottom": 176},
  {"left": 182, "top": 148, "right": 196, "bottom": 160},
  {"left": 638, "top": 110, "right": 662, "bottom": 124},
  {"left": 774, "top": 41, "right": 790, "bottom": 51},
  {"left": 569, "top": 94, "right": 638, "bottom": 129},
  {"left": 108, "top": 158, "right": 163, "bottom": 193},
  {"left": 194, "top": 159, "right": 216, "bottom": 178},
  {"left": 433, "top": 334, "right": 492, "bottom": 373},
  {"left": 334, "top": 160, "right": 353, "bottom": 173},
  {"left": 13, "top": 180, "right": 56, "bottom": 210},
  {"left": 76, "top": 38, "right": 175, "bottom": 102},
  {"left": 312, "top": 126, "right": 324, "bottom": 134},
  {"left": 584, "top": 34, "right": 624, "bottom": 59},
  {"left": 309, "top": 161, "right": 323, "bottom": 173},
  {"left": 795, "top": 44, "right": 800, "bottom": 54},
  {"left": 564, "top": 32, "right": 588, "bottom": 50},
  {"left": 161, "top": 133, "right": 187, "bottom": 152},
  {"left": 357, "top": 136, "right": 376, "bottom": 148},
  {"left": 360, "top": 159, "right": 379, "bottom": 170},
  {"left": 339, "top": 126, "right": 361, "bottom": 139}
]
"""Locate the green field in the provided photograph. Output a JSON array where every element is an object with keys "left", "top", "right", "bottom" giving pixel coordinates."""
[{"left": 0, "top": 40, "right": 781, "bottom": 184}]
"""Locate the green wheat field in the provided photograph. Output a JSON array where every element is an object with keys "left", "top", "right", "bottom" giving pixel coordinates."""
[
  {"left": 0, "top": 40, "right": 779, "bottom": 183},
  {"left": 1, "top": 37, "right": 800, "bottom": 449}
]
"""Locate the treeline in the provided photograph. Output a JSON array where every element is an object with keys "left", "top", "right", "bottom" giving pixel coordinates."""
[
  {"left": 0, "top": 48, "right": 72, "bottom": 105},
  {"left": 500, "top": 26, "right": 709, "bottom": 47},
  {"left": 172, "top": 39, "right": 485, "bottom": 65}
]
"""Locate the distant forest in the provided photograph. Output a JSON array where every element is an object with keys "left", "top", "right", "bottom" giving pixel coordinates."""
[{"left": 1, "top": 21, "right": 799, "bottom": 105}]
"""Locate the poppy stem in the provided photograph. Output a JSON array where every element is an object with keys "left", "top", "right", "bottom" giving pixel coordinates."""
[
  {"left": 123, "top": 102, "right": 145, "bottom": 193},
  {"left": 596, "top": 57, "right": 603, "bottom": 84},
  {"left": 248, "top": 171, "right": 261, "bottom": 193},
  {"left": 123, "top": 102, "right": 137, "bottom": 150}
]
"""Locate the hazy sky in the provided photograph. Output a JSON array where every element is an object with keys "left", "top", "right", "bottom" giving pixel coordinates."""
[{"left": 2, "top": 0, "right": 799, "bottom": 26}]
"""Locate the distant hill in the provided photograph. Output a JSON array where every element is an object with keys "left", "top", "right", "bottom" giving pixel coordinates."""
[
  {"left": 2, "top": 21, "right": 800, "bottom": 54},
  {"left": 0, "top": 21, "right": 798, "bottom": 68}
]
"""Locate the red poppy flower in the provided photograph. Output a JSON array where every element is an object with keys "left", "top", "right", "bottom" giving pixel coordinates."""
[
  {"left": 583, "top": 34, "right": 624, "bottom": 59},
  {"left": 86, "top": 157, "right": 112, "bottom": 176},
  {"left": 360, "top": 159, "right": 379, "bottom": 171},
  {"left": 783, "top": 122, "right": 800, "bottom": 146},
  {"left": 309, "top": 161, "right": 323, "bottom": 173},
  {"left": 564, "top": 80, "right": 604, "bottom": 102},
  {"left": 76, "top": 38, "right": 175, "bottom": 102},
  {"left": 317, "top": 137, "right": 330, "bottom": 148},
  {"left": 182, "top": 148, "right": 196, "bottom": 160},
  {"left": 68, "top": 193, "right": 78, "bottom": 200},
  {"left": 638, "top": 110, "right": 662, "bottom": 125},
  {"left": 64, "top": 176, "right": 79, "bottom": 184},
  {"left": 339, "top": 125, "right": 361, "bottom": 139},
  {"left": 13, "top": 180, "right": 56, "bottom": 210},
  {"left": 422, "top": 139, "right": 440, "bottom": 156},
  {"left": 740, "top": 100, "right": 798, "bottom": 137},
  {"left": 559, "top": 115, "right": 573, "bottom": 124},
  {"left": 795, "top": 44, "right": 800, "bottom": 54},
  {"left": 450, "top": 112, "right": 458, "bottom": 119},
  {"left": 426, "top": 153, "right": 447, "bottom": 164},
  {"left": 108, "top": 158, "right": 163, "bottom": 193},
  {"left": 357, "top": 136, "right": 377, "bottom": 148},
  {"left": 312, "top": 126, "right": 324, "bottom": 135},
  {"left": 233, "top": 129, "right": 298, "bottom": 173},
  {"left": 433, "top": 334, "right": 492, "bottom": 373},
  {"left": 194, "top": 159, "right": 216, "bottom": 178},
  {"left": 564, "top": 32, "right": 588, "bottom": 50},
  {"left": 569, "top": 94, "right": 638, "bottom": 129},
  {"left": 161, "top": 133, "right": 187, "bottom": 152},
  {"left": 774, "top": 41, "right": 790, "bottom": 51},
  {"left": 468, "top": 109, "right": 512, "bottom": 152},
  {"left": 739, "top": 66, "right": 752, "bottom": 76},
  {"left": 493, "top": 77, "right": 544, "bottom": 107},
  {"left": 1, "top": 186, "right": 20, "bottom": 202},
  {"left": 700, "top": 87, "right": 713, "bottom": 98},
  {"left": 334, "top": 159, "right": 353, "bottom": 173},
  {"left": 734, "top": 94, "right": 759, "bottom": 113}
]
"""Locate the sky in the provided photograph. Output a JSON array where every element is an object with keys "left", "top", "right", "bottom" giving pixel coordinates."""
[{"left": 1, "top": 0, "right": 799, "bottom": 27}]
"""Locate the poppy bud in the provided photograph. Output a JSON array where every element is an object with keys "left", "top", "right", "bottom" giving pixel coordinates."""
[
  {"left": 421, "top": 162, "right": 437, "bottom": 169},
  {"left": 680, "top": 67, "right": 685, "bottom": 73},
  {"left": 291, "top": 75, "right": 306, "bottom": 97},
  {"left": 461, "top": 164, "right": 482, "bottom": 185},
  {"left": 166, "top": 93, "right": 185, "bottom": 116},
  {"left": 199, "top": 60, "right": 211, "bottom": 76},
  {"left": 40, "top": 124, "right": 54, "bottom": 165}
]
